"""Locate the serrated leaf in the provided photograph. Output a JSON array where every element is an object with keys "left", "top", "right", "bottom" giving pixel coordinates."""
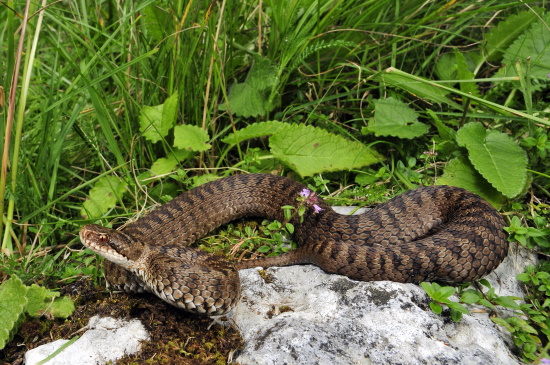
[
  {"left": 222, "top": 121, "right": 288, "bottom": 145},
  {"left": 25, "top": 284, "right": 55, "bottom": 317},
  {"left": 173, "top": 124, "right": 211, "bottom": 152},
  {"left": 220, "top": 57, "right": 279, "bottom": 117},
  {"left": 139, "top": 91, "right": 179, "bottom": 143},
  {"left": 496, "top": 12, "right": 550, "bottom": 78},
  {"left": 270, "top": 124, "right": 383, "bottom": 177},
  {"left": 378, "top": 69, "right": 462, "bottom": 110},
  {"left": 362, "top": 97, "right": 429, "bottom": 139},
  {"left": 80, "top": 176, "right": 127, "bottom": 219},
  {"left": 437, "top": 156, "right": 506, "bottom": 208},
  {"left": 485, "top": 9, "right": 544, "bottom": 62},
  {"left": 0, "top": 276, "right": 28, "bottom": 350},
  {"left": 50, "top": 297, "right": 76, "bottom": 318},
  {"left": 456, "top": 122, "right": 527, "bottom": 198}
]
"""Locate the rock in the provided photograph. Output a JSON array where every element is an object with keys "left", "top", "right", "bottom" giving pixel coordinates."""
[
  {"left": 231, "top": 265, "right": 520, "bottom": 365},
  {"left": 228, "top": 207, "right": 536, "bottom": 365},
  {"left": 24, "top": 316, "right": 149, "bottom": 365}
]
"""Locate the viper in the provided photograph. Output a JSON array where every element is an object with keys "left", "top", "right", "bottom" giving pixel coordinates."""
[{"left": 80, "top": 174, "right": 508, "bottom": 316}]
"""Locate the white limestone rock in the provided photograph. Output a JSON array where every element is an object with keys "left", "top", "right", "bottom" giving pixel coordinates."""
[
  {"left": 24, "top": 316, "right": 149, "bottom": 365},
  {"left": 231, "top": 265, "right": 521, "bottom": 365}
]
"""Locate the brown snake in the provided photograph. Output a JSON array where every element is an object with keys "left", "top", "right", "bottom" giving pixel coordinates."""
[{"left": 79, "top": 174, "right": 508, "bottom": 316}]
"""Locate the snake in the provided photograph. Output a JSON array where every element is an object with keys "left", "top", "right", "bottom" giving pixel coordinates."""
[{"left": 79, "top": 173, "right": 508, "bottom": 316}]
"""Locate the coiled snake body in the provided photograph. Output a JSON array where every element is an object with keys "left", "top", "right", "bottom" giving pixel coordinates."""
[{"left": 80, "top": 174, "right": 508, "bottom": 316}]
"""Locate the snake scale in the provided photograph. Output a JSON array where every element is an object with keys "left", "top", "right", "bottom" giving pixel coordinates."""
[{"left": 80, "top": 173, "right": 508, "bottom": 316}]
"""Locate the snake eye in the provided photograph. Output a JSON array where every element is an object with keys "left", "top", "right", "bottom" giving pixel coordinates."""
[{"left": 98, "top": 234, "right": 109, "bottom": 244}]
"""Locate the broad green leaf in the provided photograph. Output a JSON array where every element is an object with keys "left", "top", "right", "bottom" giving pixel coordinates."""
[
  {"left": 222, "top": 83, "right": 269, "bottom": 117},
  {"left": 270, "top": 124, "right": 383, "bottom": 177},
  {"left": 139, "top": 91, "right": 179, "bottom": 143},
  {"left": 516, "top": 273, "right": 531, "bottom": 282},
  {"left": 141, "top": 4, "right": 172, "bottom": 44},
  {"left": 454, "top": 49, "right": 480, "bottom": 98},
  {"left": 25, "top": 285, "right": 75, "bottom": 319},
  {"left": 150, "top": 149, "right": 193, "bottom": 177},
  {"left": 49, "top": 297, "right": 76, "bottom": 318},
  {"left": 173, "top": 124, "right": 211, "bottom": 152},
  {"left": 435, "top": 53, "right": 457, "bottom": 81},
  {"left": 362, "top": 97, "right": 429, "bottom": 139},
  {"left": 456, "top": 122, "right": 527, "bottom": 198},
  {"left": 496, "top": 12, "right": 550, "bottom": 78},
  {"left": 222, "top": 121, "right": 288, "bottom": 145},
  {"left": 0, "top": 276, "right": 28, "bottom": 350},
  {"left": 378, "top": 69, "right": 462, "bottom": 110},
  {"left": 80, "top": 176, "right": 127, "bottom": 219},
  {"left": 437, "top": 156, "right": 506, "bottom": 208},
  {"left": 485, "top": 9, "right": 544, "bottom": 62},
  {"left": 220, "top": 57, "right": 279, "bottom": 117},
  {"left": 25, "top": 284, "right": 56, "bottom": 317}
]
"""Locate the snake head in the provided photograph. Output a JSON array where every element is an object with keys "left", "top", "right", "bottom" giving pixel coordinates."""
[{"left": 80, "top": 224, "right": 144, "bottom": 270}]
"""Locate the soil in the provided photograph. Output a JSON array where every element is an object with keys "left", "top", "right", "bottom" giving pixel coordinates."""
[{"left": 0, "top": 278, "right": 244, "bottom": 365}]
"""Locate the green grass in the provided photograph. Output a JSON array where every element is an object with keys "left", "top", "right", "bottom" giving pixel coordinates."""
[{"left": 1, "top": 0, "right": 549, "bottom": 361}]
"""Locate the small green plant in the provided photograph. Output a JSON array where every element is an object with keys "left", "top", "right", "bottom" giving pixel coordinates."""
[
  {"left": 256, "top": 187, "right": 324, "bottom": 256},
  {"left": 420, "top": 282, "right": 470, "bottom": 322},
  {"left": 423, "top": 268, "right": 550, "bottom": 362},
  {"left": 505, "top": 215, "right": 550, "bottom": 252},
  {"left": 421, "top": 280, "right": 521, "bottom": 322},
  {"left": 0, "top": 276, "right": 75, "bottom": 350}
]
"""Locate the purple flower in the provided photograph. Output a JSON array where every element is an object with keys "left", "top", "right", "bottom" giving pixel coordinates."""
[
  {"left": 540, "top": 359, "right": 550, "bottom": 365},
  {"left": 313, "top": 204, "right": 323, "bottom": 213},
  {"left": 299, "top": 188, "right": 311, "bottom": 198}
]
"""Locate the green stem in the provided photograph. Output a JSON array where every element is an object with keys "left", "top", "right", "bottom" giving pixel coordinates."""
[
  {"left": 0, "top": 0, "right": 32, "bottom": 253},
  {"left": 3, "top": 0, "right": 47, "bottom": 251}
]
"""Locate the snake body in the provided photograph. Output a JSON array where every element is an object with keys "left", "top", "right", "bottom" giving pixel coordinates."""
[{"left": 80, "top": 174, "right": 508, "bottom": 316}]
